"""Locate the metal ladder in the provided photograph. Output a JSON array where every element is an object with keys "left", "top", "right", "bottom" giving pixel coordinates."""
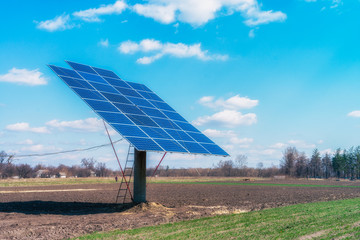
[{"left": 116, "top": 144, "right": 135, "bottom": 204}]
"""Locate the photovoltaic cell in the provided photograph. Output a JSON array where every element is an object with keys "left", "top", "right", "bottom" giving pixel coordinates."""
[
  {"left": 113, "top": 103, "right": 145, "bottom": 115},
  {"left": 115, "top": 87, "right": 142, "bottom": 98},
  {"left": 200, "top": 143, "right": 228, "bottom": 156},
  {"left": 111, "top": 124, "right": 147, "bottom": 138},
  {"left": 154, "top": 139, "right": 187, "bottom": 153},
  {"left": 102, "top": 92, "right": 131, "bottom": 104},
  {"left": 165, "top": 129, "right": 194, "bottom": 142},
  {"left": 66, "top": 61, "right": 97, "bottom": 75},
  {"left": 49, "top": 61, "right": 229, "bottom": 156},
  {"left": 58, "top": 76, "right": 94, "bottom": 89},
  {"left": 140, "top": 126, "right": 172, "bottom": 139},
  {"left": 126, "top": 137, "right": 163, "bottom": 151},
  {"left": 97, "top": 111, "right": 132, "bottom": 125},
  {"left": 78, "top": 71, "right": 108, "bottom": 85},
  {"left": 126, "top": 82, "right": 152, "bottom": 92},
  {"left": 178, "top": 141, "right": 210, "bottom": 154},
  {"left": 127, "top": 97, "right": 153, "bottom": 108},
  {"left": 90, "top": 82, "right": 119, "bottom": 94},
  {"left": 92, "top": 67, "right": 121, "bottom": 79},
  {"left": 149, "top": 100, "right": 174, "bottom": 111},
  {"left": 86, "top": 99, "right": 119, "bottom": 112},
  {"left": 72, "top": 88, "right": 106, "bottom": 101},
  {"left": 126, "top": 114, "right": 158, "bottom": 127},
  {"left": 152, "top": 117, "right": 180, "bottom": 130},
  {"left": 103, "top": 77, "right": 131, "bottom": 88},
  {"left": 138, "top": 106, "right": 167, "bottom": 118}
]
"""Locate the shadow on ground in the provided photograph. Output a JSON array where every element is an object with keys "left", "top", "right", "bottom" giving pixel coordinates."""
[{"left": 0, "top": 201, "right": 136, "bottom": 215}]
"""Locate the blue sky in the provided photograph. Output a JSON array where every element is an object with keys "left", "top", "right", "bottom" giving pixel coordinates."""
[{"left": 1, "top": 0, "right": 360, "bottom": 169}]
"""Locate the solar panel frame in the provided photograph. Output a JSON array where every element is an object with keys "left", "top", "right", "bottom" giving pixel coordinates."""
[{"left": 49, "top": 61, "right": 229, "bottom": 156}]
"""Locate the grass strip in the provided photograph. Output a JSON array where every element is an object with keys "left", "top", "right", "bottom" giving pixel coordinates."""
[
  {"left": 152, "top": 181, "right": 360, "bottom": 189},
  {"left": 74, "top": 198, "right": 360, "bottom": 240}
]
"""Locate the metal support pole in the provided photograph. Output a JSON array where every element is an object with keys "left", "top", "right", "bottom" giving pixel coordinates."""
[{"left": 133, "top": 149, "right": 147, "bottom": 203}]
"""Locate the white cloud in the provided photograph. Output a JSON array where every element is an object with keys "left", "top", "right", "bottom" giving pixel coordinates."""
[
  {"left": 248, "top": 29, "right": 255, "bottom": 38},
  {"left": 203, "top": 129, "right": 236, "bottom": 138},
  {"left": 348, "top": 110, "right": 360, "bottom": 118},
  {"left": 18, "top": 139, "right": 34, "bottom": 145},
  {"left": 193, "top": 110, "right": 257, "bottom": 127},
  {"left": 119, "top": 39, "right": 228, "bottom": 64},
  {"left": 99, "top": 39, "right": 109, "bottom": 47},
  {"left": 199, "top": 94, "right": 258, "bottom": 110},
  {"left": 6, "top": 122, "right": 50, "bottom": 134},
  {"left": 73, "top": 0, "right": 127, "bottom": 22},
  {"left": 0, "top": 68, "right": 47, "bottom": 86},
  {"left": 21, "top": 144, "right": 58, "bottom": 153},
  {"left": 46, "top": 118, "right": 103, "bottom": 132},
  {"left": 132, "top": 4, "right": 176, "bottom": 24},
  {"left": 288, "top": 140, "right": 316, "bottom": 149},
  {"left": 132, "top": 0, "right": 286, "bottom": 27},
  {"left": 230, "top": 137, "right": 253, "bottom": 145},
  {"left": 320, "top": 148, "right": 333, "bottom": 155},
  {"left": 270, "top": 142, "right": 287, "bottom": 149},
  {"left": 36, "top": 14, "right": 73, "bottom": 32}
]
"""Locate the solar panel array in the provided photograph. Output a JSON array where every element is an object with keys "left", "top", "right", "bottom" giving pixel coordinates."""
[{"left": 48, "top": 61, "right": 229, "bottom": 156}]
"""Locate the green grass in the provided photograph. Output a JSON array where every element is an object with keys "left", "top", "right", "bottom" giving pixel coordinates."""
[
  {"left": 0, "top": 177, "right": 116, "bottom": 187},
  {"left": 152, "top": 181, "right": 360, "bottom": 189},
  {"left": 74, "top": 198, "right": 360, "bottom": 240}
]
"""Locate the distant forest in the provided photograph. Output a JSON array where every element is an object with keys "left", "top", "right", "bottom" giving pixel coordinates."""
[{"left": 0, "top": 146, "right": 359, "bottom": 179}]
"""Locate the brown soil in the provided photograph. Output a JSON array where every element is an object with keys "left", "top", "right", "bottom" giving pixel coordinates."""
[{"left": 0, "top": 179, "right": 360, "bottom": 239}]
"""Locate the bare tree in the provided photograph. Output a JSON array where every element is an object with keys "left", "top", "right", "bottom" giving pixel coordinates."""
[
  {"left": 281, "top": 147, "right": 298, "bottom": 177},
  {"left": 16, "top": 164, "right": 33, "bottom": 178}
]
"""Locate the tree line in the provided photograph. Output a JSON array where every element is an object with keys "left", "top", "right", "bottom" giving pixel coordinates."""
[
  {"left": 2, "top": 146, "right": 359, "bottom": 179},
  {"left": 0, "top": 151, "right": 114, "bottom": 178},
  {"left": 280, "top": 146, "right": 360, "bottom": 179}
]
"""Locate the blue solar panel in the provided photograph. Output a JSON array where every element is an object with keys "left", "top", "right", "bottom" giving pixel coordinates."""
[
  {"left": 149, "top": 100, "right": 174, "bottom": 111},
  {"left": 103, "top": 77, "right": 131, "bottom": 88},
  {"left": 59, "top": 76, "right": 95, "bottom": 89},
  {"left": 140, "top": 126, "right": 172, "bottom": 139},
  {"left": 138, "top": 106, "right": 167, "bottom": 118},
  {"left": 126, "top": 114, "right": 158, "bottom": 127},
  {"left": 66, "top": 61, "right": 97, "bottom": 75},
  {"left": 154, "top": 139, "right": 188, "bottom": 153},
  {"left": 49, "top": 61, "right": 229, "bottom": 156},
  {"left": 174, "top": 121, "right": 200, "bottom": 133},
  {"left": 72, "top": 88, "right": 106, "bottom": 101},
  {"left": 165, "top": 129, "right": 194, "bottom": 142},
  {"left": 97, "top": 112, "right": 132, "bottom": 125},
  {"left": 49, "top": 65, "right": 82, "bottom": 79},
  {"left": 139, "top": 91, "right": 163, "bottom": 102},
  {"left": 78, "top": 71, "right": 108, "bottom": 85},
  {"left": 126, "top": 137, "right": 163, "bottom": 151},
  {"left": 113, "top": 103, "right": 145, "bottom": 115},
  {"left": 127, "top": 97, "right": 153, "bottom": 108},
  {"left": 102, "top": 92, "right": 131, "bottom": 104},
  {"left": 200, "top": 143, "right": 228, "bottom": 156},
  {"left": 92, "top": 67, "right": 121, "bottom": 79},
  {"left": 152, "top": 117, "right": 180, "bottom": 130},
  {"left": 115, "top": 87, "right": 142, "bottom": 98},
  {"left": 178, "top": 141, "right": 210, "bottom": 154},
  {"left": 162, "top": 110, "right": 187, "bottom": 122},
  {"left": 86, "top": 99, "right": 119, "bottom": 112},
  {"left": 90, "top": 82, "right": 119, "bottom": 94},
  {"left": 111, "top": 124, "right": 147, "bottom": 138},
  {"left": 187, "top": 132, "right": 214, "bottom": 144},
  {"left": 126, "top": 82, "right": 152, "bottom": 92}
]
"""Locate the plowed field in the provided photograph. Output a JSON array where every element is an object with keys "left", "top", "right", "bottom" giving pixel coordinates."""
[{"left": 1, "top": 179, "right": 360, "bottom": 239}]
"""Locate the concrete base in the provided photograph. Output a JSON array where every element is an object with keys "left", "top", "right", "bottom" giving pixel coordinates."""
[{"left": 133, "top": 150, "right": 146, "bottom": 203}]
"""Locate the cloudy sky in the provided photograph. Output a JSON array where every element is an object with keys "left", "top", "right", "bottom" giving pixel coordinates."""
[{"left": 1, "top": 0, "right": 360, "bottom": 169}]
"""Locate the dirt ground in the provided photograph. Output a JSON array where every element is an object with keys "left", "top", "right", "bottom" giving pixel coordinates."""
[{"left": 1, "top": 179, "right": 360, "bottom": 239}]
